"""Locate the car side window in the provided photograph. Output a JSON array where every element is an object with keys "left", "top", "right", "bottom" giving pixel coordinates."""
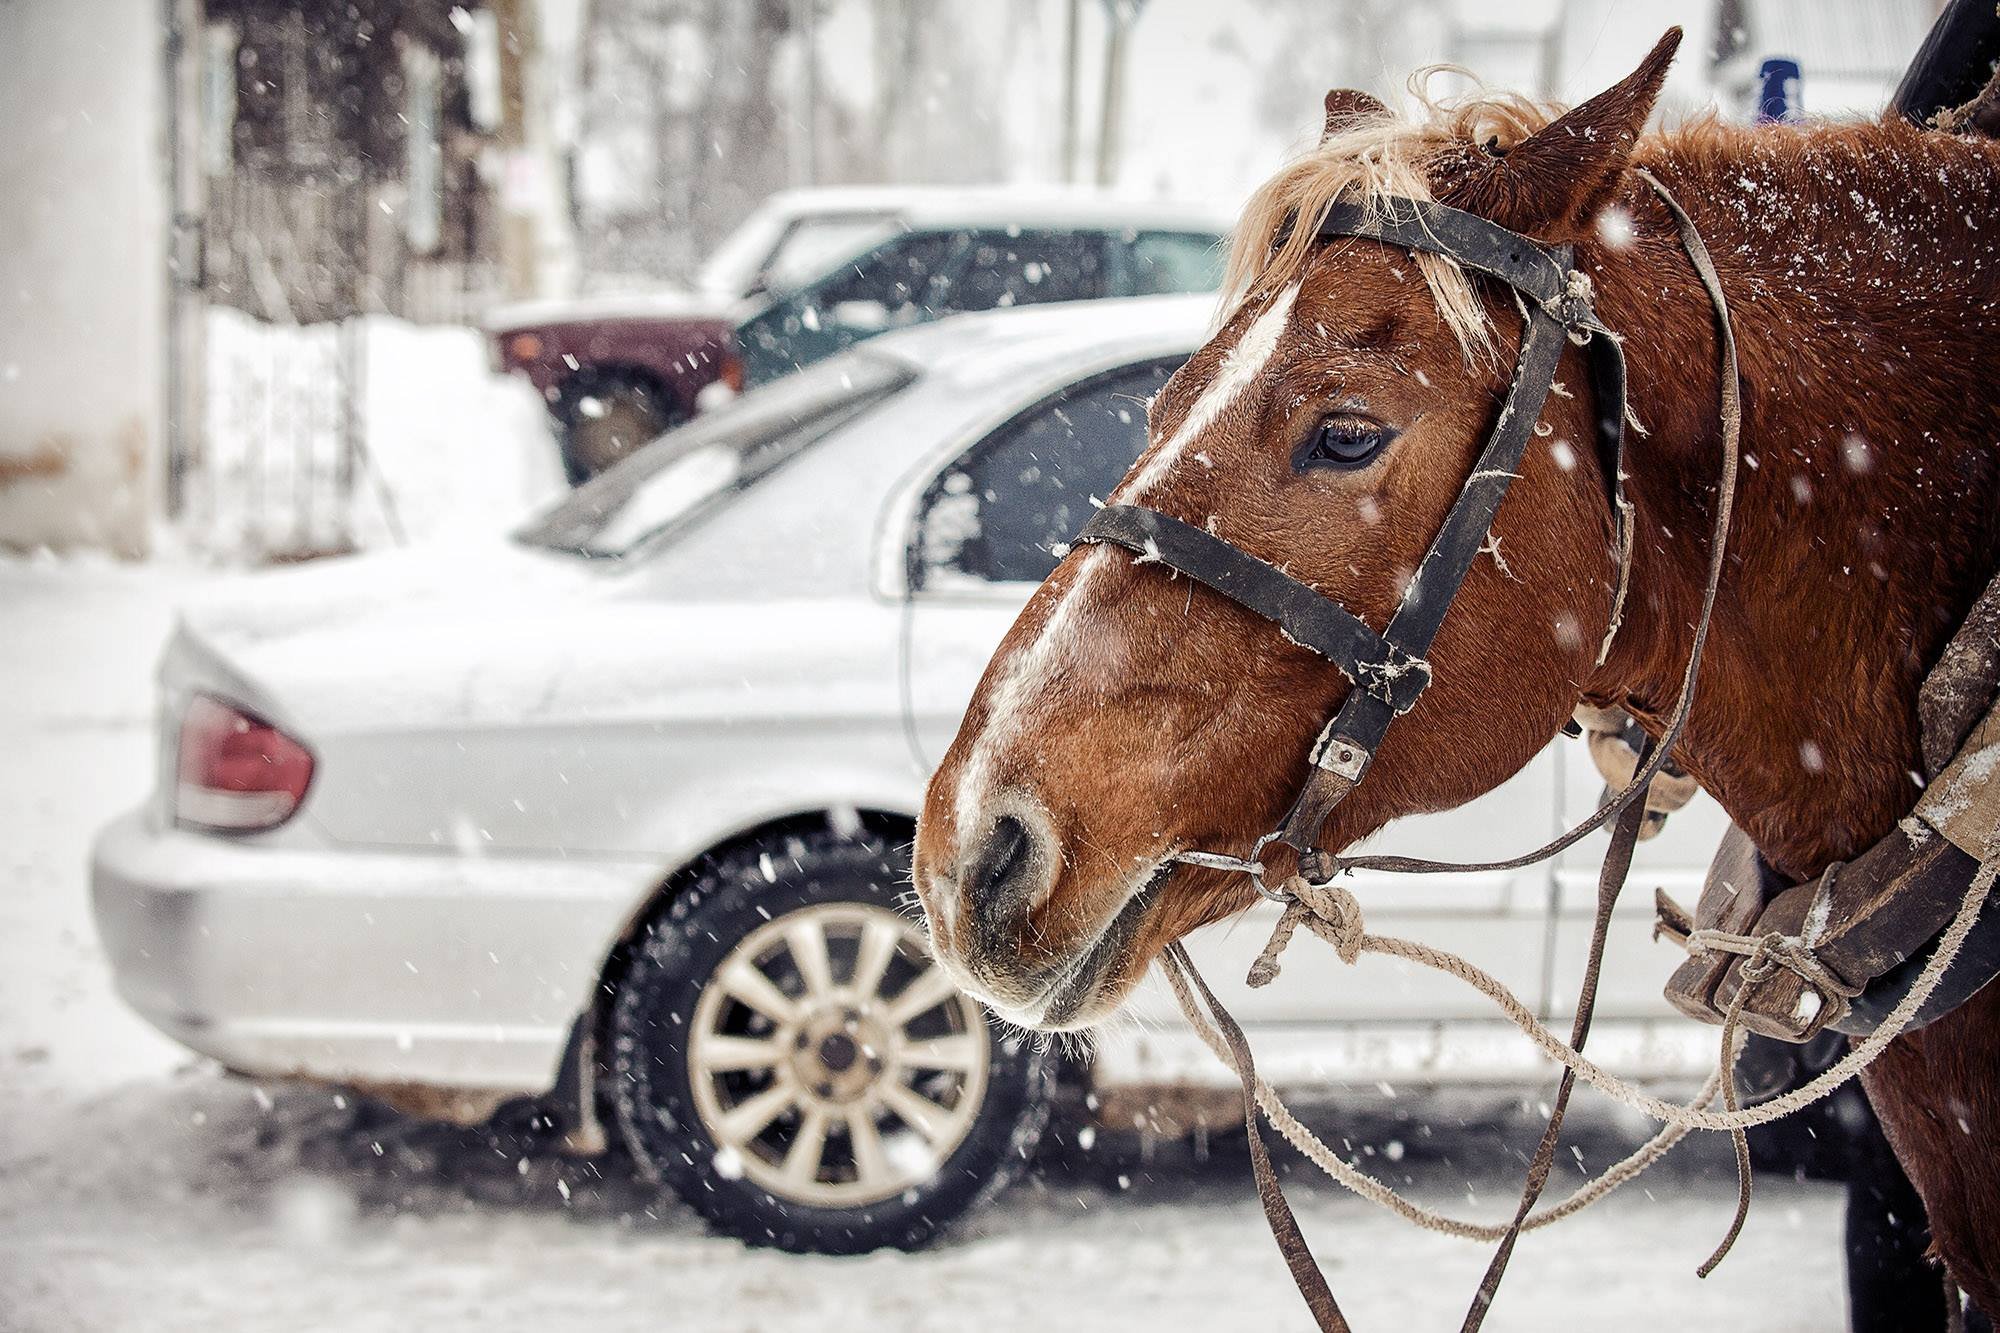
[
  {"left": 812, "top": 231, "right": 962, "bottom": 317},
  {"left": 938, "top": 231, "right": 1106, "bottom": 313},
  {"left": 739, "top": 231, "right": 966, "bottom": 387},
  {"left": 1126, "top": 230, "right": 1224, "bottom": 295},
  {"left": 917, "top": 359, "right": 1179, "bottom": 587}
]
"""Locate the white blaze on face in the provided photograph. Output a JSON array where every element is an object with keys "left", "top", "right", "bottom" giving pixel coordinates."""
[
  {"left": 951, "top": 284, "right": 1301, "bottom": 839},
  {"left": 1113, "top": 283, "right": 1300, "bottom": 505}
]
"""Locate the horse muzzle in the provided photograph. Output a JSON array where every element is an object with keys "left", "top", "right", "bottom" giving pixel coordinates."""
[{"left": 915, "top": 810, "right": 1164, "bottom": 1030}]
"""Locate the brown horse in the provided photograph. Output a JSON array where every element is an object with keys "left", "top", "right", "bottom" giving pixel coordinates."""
[{"left": 911, "top": 27, "right": 2000, "bottom": 1313}]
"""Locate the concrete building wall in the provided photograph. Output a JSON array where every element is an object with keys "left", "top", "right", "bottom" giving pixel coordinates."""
[{"left": 0, "top": 0, "right": 166, "bottom": 557}]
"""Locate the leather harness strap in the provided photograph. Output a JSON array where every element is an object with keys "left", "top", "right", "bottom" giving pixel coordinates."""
[
  {"left": 1462, "top": 783, "right": 1651, "bottom": 1329},
  {"left": 1081, "top": 195, "right": 1634, "bottom": 883},
  {"left": 1271, "top": 291, "right": 1576, "bottom": 872},
  {"left": 1665, "top": 792, "right": 2000, "bottom": 1044},
  {"left": 1314, "top": 198, "right": 1636, "bottom": 587},
  {"left": 1165, "top": 942, "right": 1354, "bottom": 1333},
  {"left": 1841, "top": 888, "right": 2000, "bottom": 1033},
  {"left": 1329, "top": 170, "right": 1740, "bottom": 885}
]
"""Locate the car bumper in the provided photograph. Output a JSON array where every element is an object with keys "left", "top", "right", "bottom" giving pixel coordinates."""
[{"left": 90, "top": 810, "right": 657, "bottom": 1097}]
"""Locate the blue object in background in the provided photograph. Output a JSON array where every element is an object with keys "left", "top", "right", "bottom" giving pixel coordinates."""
[{"left": 1758, "top": 57, "right": 1802, "bottom": 122}]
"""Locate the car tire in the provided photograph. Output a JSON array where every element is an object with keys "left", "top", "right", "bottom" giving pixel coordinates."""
[
  {"left": 611, "top": 828, "right": 1052, "bottom": 1253},
  {"left": 556, "top": 370, "right": 680, "bottom": 483}
]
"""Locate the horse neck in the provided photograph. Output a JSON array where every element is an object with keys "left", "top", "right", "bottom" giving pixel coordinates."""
[{"left": 1584, "top": 120, "right": 2000, "bottom": 881}]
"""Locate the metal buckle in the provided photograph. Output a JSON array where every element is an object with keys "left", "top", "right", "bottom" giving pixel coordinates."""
[{"left": 1312, "top": 736, "right": 1372, "bottom": 781}]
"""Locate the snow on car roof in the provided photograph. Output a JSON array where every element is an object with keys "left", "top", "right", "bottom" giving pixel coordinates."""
[
  {"left": 859, "top": 293, "right": 1215, "bottom": 392},
  {"left": 757, "top": 184, "right": 1231, "bottom": 235}
]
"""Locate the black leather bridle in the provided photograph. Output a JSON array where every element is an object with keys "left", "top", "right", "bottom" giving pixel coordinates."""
[
  {"left": 1072, "top": 180, "right": 1750, "bottom": 1333},
  {"left": 1068, "top": 175, "right": 1759, "bottom": 1333},
  {"left": 1076, "top": 196, "right": 1637, "bottom": 882}
]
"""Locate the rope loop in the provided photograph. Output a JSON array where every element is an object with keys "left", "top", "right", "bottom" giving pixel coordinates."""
[
  {"left": 1738, "top": 935, "right": 1786, "bottom": 985},
  {"left": 1247, "top": 876, "right": 1366, "bottom": 986},
  {"left": 1167, "top": 855, "right": 1998, "bottom": 1251}
]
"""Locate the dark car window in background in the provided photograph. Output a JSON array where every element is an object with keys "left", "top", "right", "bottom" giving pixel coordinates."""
[
  {"left": 917, "top": 358, "right": 1178, "bottom": 586},
  {"left": 1125, "top": 230, "right": 1225, "bottom": 295},
  {"left": 939, "top": 231, "right": 1106, "bottom": 313},
  {"left": 738, "top": 231, "right": 964, "bottom": 386},
  {"left": 814, "top": 230, "right": 964, "bottom": 316}
]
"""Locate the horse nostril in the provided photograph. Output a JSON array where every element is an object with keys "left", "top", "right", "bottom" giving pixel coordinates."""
[
  {"left": 962, "top": 814, "right": 1041, "bottom": 950},
  {"left": 970, "top": 815, "right": 1030, "bottom": 893}
]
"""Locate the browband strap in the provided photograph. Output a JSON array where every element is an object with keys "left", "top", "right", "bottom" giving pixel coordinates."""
[{"left": 1318, "top": 198, "right": 1586, "bottom": 316}]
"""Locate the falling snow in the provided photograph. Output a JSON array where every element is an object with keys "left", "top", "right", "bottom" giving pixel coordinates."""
[{"left": 0, "top": 558, "right": 1850, "bottom": 1331}]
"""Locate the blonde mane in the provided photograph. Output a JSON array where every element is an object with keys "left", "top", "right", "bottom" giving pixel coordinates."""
[{"left": 1222, "top": 71, "right": 1567, "bottom": 361}]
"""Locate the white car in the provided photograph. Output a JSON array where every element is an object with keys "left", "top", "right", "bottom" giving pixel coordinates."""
[{"left": 92, "top": 295, "right": 1725, "bottom": 1254}]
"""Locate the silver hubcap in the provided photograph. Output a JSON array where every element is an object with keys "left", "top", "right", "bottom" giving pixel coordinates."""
[{"left": 688, "top": 902, "right": 990, "bottom": 1208}]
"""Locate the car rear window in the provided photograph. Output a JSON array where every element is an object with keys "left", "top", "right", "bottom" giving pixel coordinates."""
[{"left": 516, "top": 353, "right": 914, "bottom": 559}]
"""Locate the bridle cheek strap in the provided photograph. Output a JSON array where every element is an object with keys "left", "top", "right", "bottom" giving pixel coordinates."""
[
  {"left": 1078, "top": 195, "right": 1631, "bottom": 878},
  {"left": 1272, "top": 290, "right": 1578, "bottom": 874}
]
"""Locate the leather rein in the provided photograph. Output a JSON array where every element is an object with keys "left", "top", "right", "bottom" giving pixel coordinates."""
[{"left": 1074, "top": 173, "right": 1745, "bottom": 1331}]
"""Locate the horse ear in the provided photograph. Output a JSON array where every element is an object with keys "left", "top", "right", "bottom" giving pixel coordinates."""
[
  {"left": 1459, "top": 27, "right": 1681, "bottom": 235},
  {"left": 1322, "top": 88, "right": 1391, "bottom": 143}
]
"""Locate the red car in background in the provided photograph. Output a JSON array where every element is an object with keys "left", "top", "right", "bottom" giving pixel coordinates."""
[{"left": 487, "top": 186, "right": 1227, "bottom": 481}]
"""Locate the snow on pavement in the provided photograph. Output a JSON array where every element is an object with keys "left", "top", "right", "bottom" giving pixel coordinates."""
[{"left": 0, "top": 557, "right": 1847, "bottom": 1331}]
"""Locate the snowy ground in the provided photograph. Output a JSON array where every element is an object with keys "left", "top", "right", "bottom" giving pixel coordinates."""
[{"left": 0, "top": 558, "right": 1850, "bottom": 1332}]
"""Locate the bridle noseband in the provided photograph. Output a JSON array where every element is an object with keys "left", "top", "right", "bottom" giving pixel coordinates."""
[{"left": 1077, "top": 196, "right": 1637, "bottom": 883}]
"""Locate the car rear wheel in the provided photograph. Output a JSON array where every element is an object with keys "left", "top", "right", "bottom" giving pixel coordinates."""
[
  {"left": 557, "top": 370, "right": 680, "bottom": 483},
  {"left": 611, "top": 829, "right": 1051, "bottom": 1252}
]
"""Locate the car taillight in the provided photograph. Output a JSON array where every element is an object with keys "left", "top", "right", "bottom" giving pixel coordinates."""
[
  {"left": 174, "top": 694, "right": 314, "bottom": 833},
  {"left": 719, "top": 351, "right": 745, "bottom": 393},
  {"left": 507, "top": 331, "right": 545, "bottom": 364}
]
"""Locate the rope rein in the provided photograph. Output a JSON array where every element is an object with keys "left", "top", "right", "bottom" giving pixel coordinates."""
[{"left": 1165, "top": 856, "right": 1997, "bottom": 1252}]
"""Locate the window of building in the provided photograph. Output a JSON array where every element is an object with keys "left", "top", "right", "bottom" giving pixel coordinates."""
[{"left": 403, "top": 45, "right": 443, "bottom": 254}]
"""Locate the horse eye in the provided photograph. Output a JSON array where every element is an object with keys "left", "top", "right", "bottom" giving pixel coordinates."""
[{"left": 1295, "top": 414, "right": 1393, "bottom": 472}]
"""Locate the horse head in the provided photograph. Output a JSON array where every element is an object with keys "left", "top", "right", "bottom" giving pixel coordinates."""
[{"left": 911, "top": 31, "right": 1682, "bottom": 1029}]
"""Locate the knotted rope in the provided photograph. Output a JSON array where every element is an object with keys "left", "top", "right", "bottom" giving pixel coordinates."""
[{"left": 1682, "top": 924, "right": 1866, "bottom": 1016}]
